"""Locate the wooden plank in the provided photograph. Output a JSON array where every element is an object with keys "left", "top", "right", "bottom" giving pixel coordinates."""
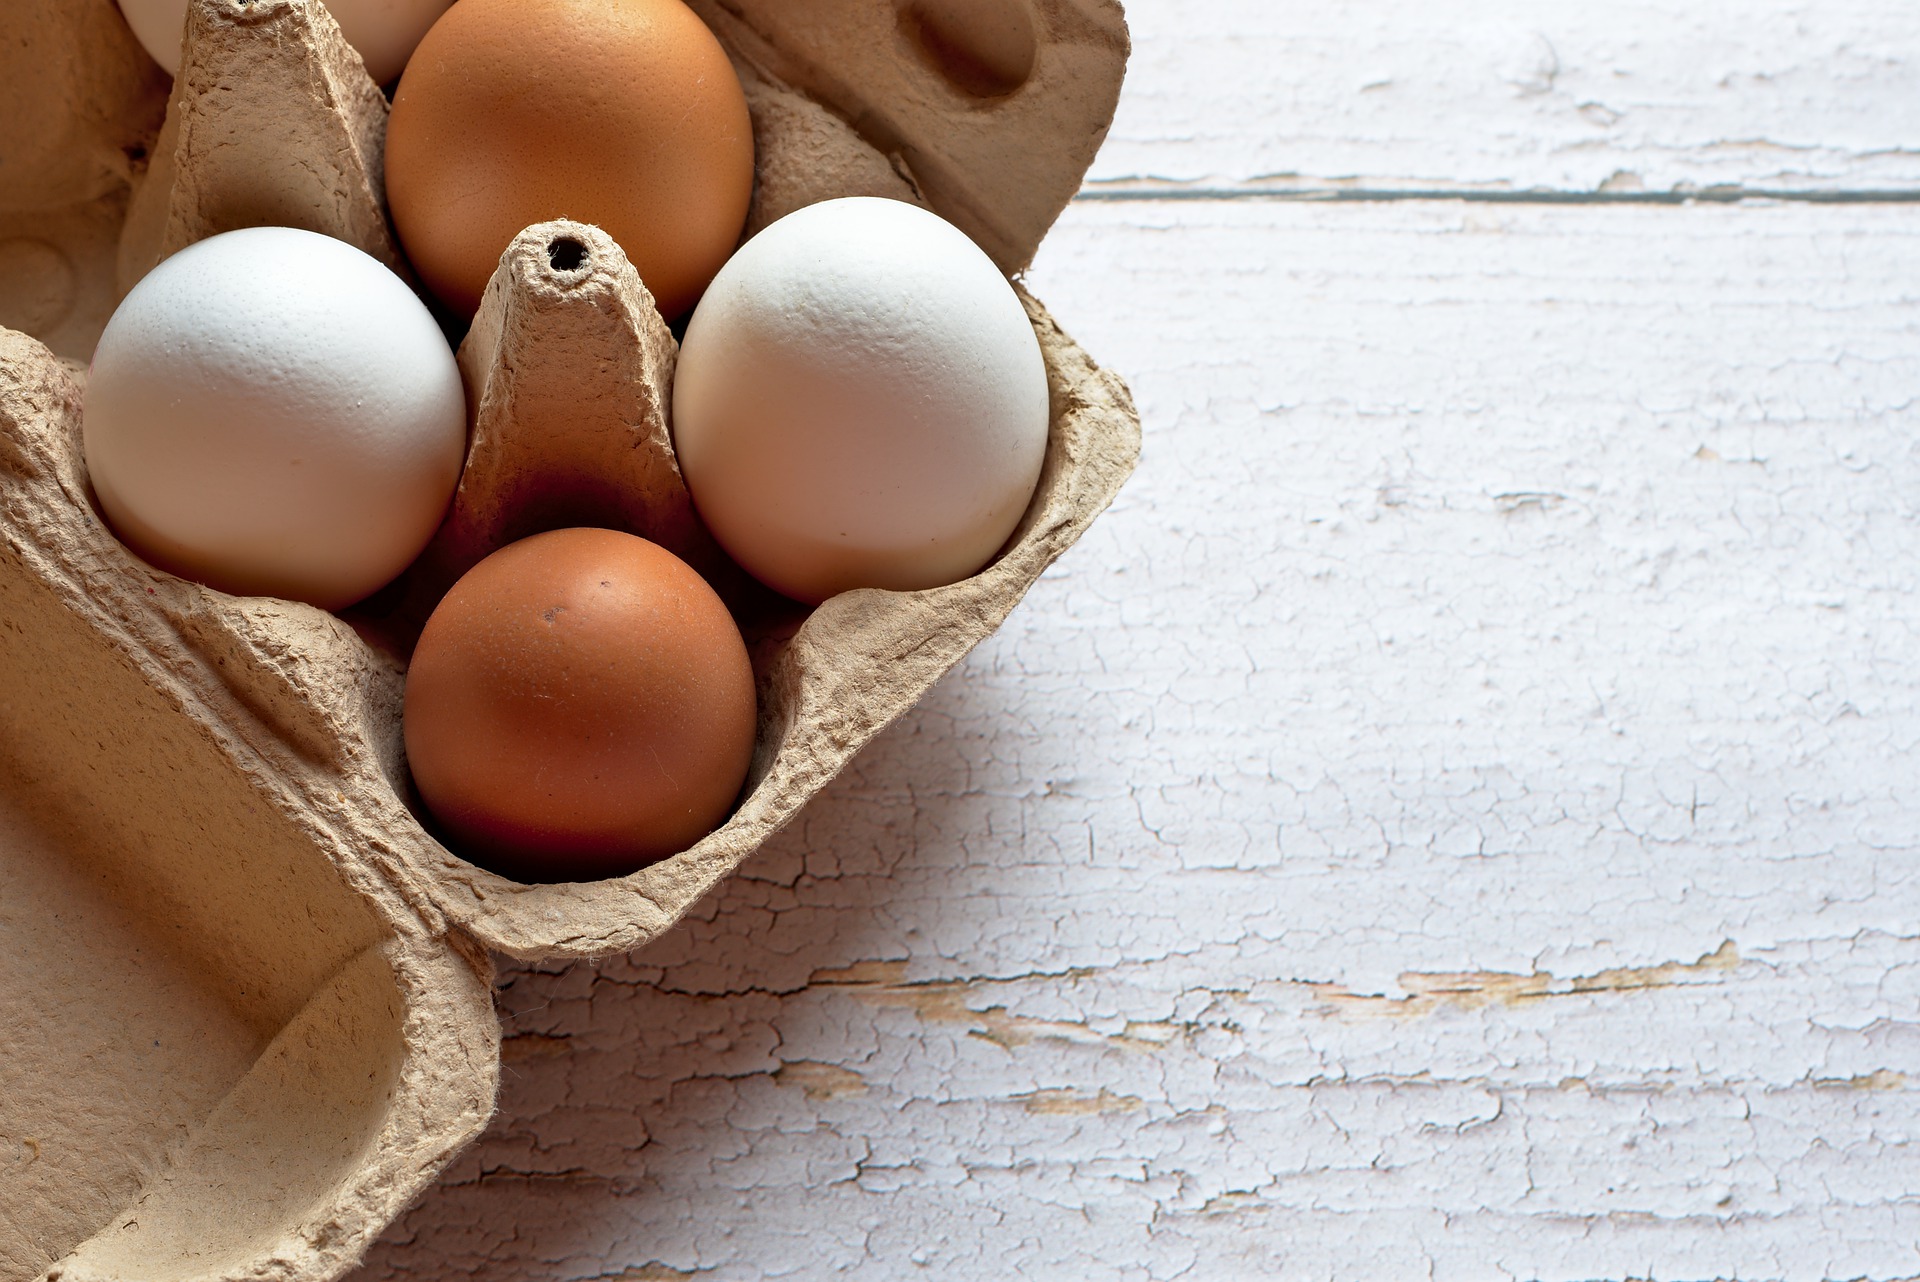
[
  {"left": 347, "top": 201, "right": 1920, "bottom": 1281},
  {"left": 1089, "top": 0, "right": 1920, "bottom": 197}
]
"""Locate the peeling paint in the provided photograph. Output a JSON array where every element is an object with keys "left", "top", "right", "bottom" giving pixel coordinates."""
[
  {"left": 1014, "top": 1088, "right": 1145, "bottom": 1116},
  {"left": 812, "top": 962, "right": 1175, "bottom": 1051},
  {"left": 773, "top": 1061, "right": 869, "bottom": 1100},
  {"left": 1312, "top": 941, "right": 1741, "bottom": 1019},
  {"left": 1813, "top": 1069, "right": 1906, "bottom": 1092},
  {"left": 1197, "top": 1190, "right": 1271, "bottom": 1217}
]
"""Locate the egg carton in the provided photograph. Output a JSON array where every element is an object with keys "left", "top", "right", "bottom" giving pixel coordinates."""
[{"left": 0, "top": 0, "right": 1138, "bottom": 1278}]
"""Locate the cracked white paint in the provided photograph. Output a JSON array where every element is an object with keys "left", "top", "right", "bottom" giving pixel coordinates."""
[
  {"left": 344, "top": 200, "right": 1920, "bottom": 1281},
  {"left": 346, "top": 7, "right": 1920, "bottom": 1280}
]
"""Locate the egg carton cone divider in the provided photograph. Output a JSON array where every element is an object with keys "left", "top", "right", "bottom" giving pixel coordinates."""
[
  {"left": 0, "top": 0, "right": 1138, "bottom": 1276},
  {"left": 115, "top": 0, "right": 405, "bottom": 295}
]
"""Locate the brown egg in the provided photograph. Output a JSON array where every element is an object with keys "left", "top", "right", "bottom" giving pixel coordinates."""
[
  {"left": 385, "top": 0, "right": 754, "bottom": 319},
  {"left": 403, "top": 527, "right": 757, "bottom": 882}
]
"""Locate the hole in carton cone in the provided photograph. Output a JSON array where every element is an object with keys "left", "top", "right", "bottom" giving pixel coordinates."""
[
  {"left": 896, "top": 0, "right": 1038, "bottom": 99},
  {"left": 546, "top": 237, "right": 588, "bottom": 272}
]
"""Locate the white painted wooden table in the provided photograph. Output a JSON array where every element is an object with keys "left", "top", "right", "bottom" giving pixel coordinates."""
[{"left": 349, "top": 3, "right": 1920, "bottom": 1278}]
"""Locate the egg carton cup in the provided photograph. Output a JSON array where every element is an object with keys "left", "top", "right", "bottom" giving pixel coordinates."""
[{"left": 0, "top": 0, "right": 1138, "bottom": 1279}]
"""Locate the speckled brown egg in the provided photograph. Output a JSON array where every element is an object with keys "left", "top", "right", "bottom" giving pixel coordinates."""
[
  {"left": 403, "top": 527, "right": 757, "bottom": 883},
  {"left": 384, "top": 0, "right": 754, "bottom": 319}
]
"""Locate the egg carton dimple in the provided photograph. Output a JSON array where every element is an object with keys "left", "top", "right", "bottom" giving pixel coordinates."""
[{"left": 0, "top": 0, "right": 1137, "bottom": 1277}]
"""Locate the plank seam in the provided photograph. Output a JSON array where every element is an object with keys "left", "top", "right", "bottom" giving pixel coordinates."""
[{"left": 1077, "top": 183, "right": 1920, "bottom": 205}]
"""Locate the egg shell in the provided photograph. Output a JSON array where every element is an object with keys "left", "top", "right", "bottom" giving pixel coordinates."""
[
  {"left": 116, "top": 0, "right": 454, "bottom": 83},
  {"left": 83, "top": 225, "right": 466, "bottom": 610},
  {"left": 673, "top": 197, "right": 1051, "bottom": 604},
  {"left": 385, "top": 0, "right": 753, "bottom": 318},
  {"left": 403, "top": 527, "right": 758, "bottom": 881}
]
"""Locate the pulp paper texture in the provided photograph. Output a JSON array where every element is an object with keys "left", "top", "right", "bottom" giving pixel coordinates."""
[{"left": 0, "top": 0, "right": 1135, "bottom": 1277}]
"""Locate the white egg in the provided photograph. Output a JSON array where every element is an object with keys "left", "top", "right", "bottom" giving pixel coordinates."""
[
  {"left": 117, "top": 0, "right": 454, "bottom": 83},
  {"left": 84, "top": 226, "right": 466, "bottom": 611},
  {"left": 673, "top": 197, "right": 1050, "bottom": 605}
]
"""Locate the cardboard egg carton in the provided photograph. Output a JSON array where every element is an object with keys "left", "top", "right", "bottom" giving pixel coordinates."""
[{"left": 0, "top": 0, "right": 1138, "bottom": 1277}]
